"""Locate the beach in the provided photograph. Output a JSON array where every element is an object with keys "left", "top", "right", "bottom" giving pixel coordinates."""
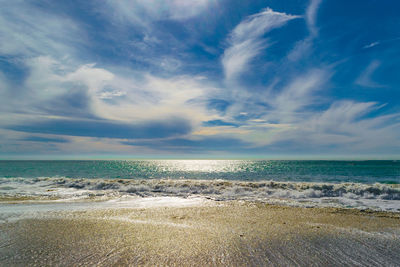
[
  {"left": 1, "top": 197, "right": 399, "bottom": 266},
  {"left": 0, "top": 160, "right": 399, "bottom": 266}
]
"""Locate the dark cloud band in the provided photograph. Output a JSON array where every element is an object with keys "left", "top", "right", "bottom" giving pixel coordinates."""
[{"left": 9, "top": 118, "right": 191, "bottom": 139}]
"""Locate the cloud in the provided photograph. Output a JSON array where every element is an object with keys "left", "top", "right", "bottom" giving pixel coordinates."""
[
  {"left": 97, "top": 0, "right": 219, "bottom": 75},
  {"left": 355, "top": 60, "right": 385, "bottom": 88},
  {"left": 300, "top": 101, "right": 400, "bottom": 149},
  {"left": 87, "top": 73, "right": 218, "bottom": 123},
  {"left": 98, "top": 90, "right": 127, "bottom": 100},
  {"left": 254, "top": 100, "right": 400, "bottom": 153},
  {"left": 206, "top": 99, "right": 231, "bottom": 115},
  {"left": 222, "top": 8, "right": 299, "bottom": 81},
  {"left": 122, "top": 136, "right": 250, "bottom": 153},
  {"left": 269, "top": 69, "right": 329, "bottom": 122},
  {"left": 287, "top": 39, "right": 312, "bottom": 62},
  {"left": 22, "top": 136, "right": 70, "bottom": 143},
  {"left": 222, "top": 39, "right": 266, "bottom": 82},
  {"left": 219, "top": 68, "right": 329, "bottom": 130},
  {"left": 0, "top": 1, "right": 83, "bottom": 57},
  {"left": 309, "top": 101, "right": 381, "bottom": 136},
  {"left": 306, "top": 0, "right": 322, "bottom": 36},
  {"left": 0, "top": 57, "right": 102, "bottom": 118},
  {"left": 0, "top": 54, "right": 225, "bottom": 146},
  {"left": 9, "top": 118, "right": 192, "bottom": 139},
  {"left": 0, "top": 1, "right": 399, "bottom": 156},
  {"left": 1, "top": 55, "right": 220, "bottom": 125},
  {"left": 363, "top": 37, "right": 400, "bottom": 49},
  {"left": 216, "top": 69, "right": 330, "bottom": 146},
  {"left": 287, "top": 0, "right": 323, "bottom": 61},
  {"left": 0, "top": 71, "right": 12, "bottom": 112},
  {"left": 216, "top": 65, "right": 399, "bottom": 154},
  {"left": 202, "top": 120, "right": 239, "bottom": 127},
  {"left": 105, "top": 0, "right": 214, "bottom": 25},
  {"left": 363, "top": 41, "right": 381, "bottom": 49}
]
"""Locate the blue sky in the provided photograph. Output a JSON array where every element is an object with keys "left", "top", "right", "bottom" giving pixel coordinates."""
[{"left": 1, "top": 0, "right": 400, "bottom": 159}]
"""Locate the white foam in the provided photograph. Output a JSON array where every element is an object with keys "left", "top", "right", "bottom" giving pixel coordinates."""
[
  {"left": 0, "top": 177, "right": 399, "bottom": 212},
  {"left": 0, "top": 196, "right": 207, "bottom": 223}
]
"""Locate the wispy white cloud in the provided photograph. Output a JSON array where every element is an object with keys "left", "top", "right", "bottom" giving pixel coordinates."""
[
  {"left": 0, "top": 1, "right": 83, "bottom": 58},
  {"left": 244, "top": 97, "right": 400, "bottom": 152},
  {"left": 222, "top": 8, "right": 299, "bottom": 81},
  {"left": 222, "top": 39, "right": 266, "bottom": 82},
  {"left": 105, "top": 0, "right": 215, "bottom": 26},
  {"left": 287, "top": 39, "right": 312, "bottom": 62},
  {"left": 288, "top": 0, "right": 323, "bottom": 61},
  {"left": 362, "top": 37, "right": 400, "bottom": 49},
  {"left": 196, "top": 68, "right": 331, "bottom": 146},
  {"left": 267, "top": 69, "right": 329, "bottom": 122},
  {"left": 355, "top": 60, "right": 385, "bottom": 88},
  {"left": 363, "top": 41, "right": 381, "bottom": 49},
  {"left": 213, "top": 63, "right": 400, "bottom": 153},
  {"left": 226, "top": 69, "right": 330, "bottom": 146},
  {"left": 306, "top": 0, "right": 322, "bottom": 36},
  {"left": 97, "top": 0, "right": 215, "bottom": 74},
  {"left": 297, "top": 101, "right": 400, "bottom": 150}
]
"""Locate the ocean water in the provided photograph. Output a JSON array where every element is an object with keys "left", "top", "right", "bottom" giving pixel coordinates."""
[
  {"left": 1, "top": 160, "right": 399, "bottom": 182},
  {"left": 0, "top": 160, "right": 399, "bottom": 211}
]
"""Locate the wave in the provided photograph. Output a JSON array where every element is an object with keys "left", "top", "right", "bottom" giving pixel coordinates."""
[{"left": 1, "top": 177, "right": 399, "bottom": 212}]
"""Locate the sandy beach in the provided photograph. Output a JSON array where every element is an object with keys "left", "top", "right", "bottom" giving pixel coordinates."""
[{"left": 1, "top": 197, "right": 399, "bottom": 266}]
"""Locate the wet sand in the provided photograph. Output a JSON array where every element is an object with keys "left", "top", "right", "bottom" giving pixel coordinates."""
[{"left": 1, "top": 199, "right": 399, "bottom": 266}]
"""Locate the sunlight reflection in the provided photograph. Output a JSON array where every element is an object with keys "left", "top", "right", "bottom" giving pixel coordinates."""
[{"left": 154, "top": 160, "right": 241, "bottom": 172}]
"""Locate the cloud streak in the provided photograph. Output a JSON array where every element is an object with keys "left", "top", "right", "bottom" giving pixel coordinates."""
[
  {"left": 105, "top": 0, "right": 215, "bottom": 24},
  {"left": 306, "top": 0, "right": 322, "bottom": 36},
  {"left": 222, "top": 8, "right": 299, "bottom": 81},
  {"left": 267, "top": 69, "right": 329, "bottom": 122},
  {"left": 355, "top": 60, "right": 384, "bottom": 88},
  {"left": 287, "top": 0, "right": 323, "bottom": 61},
  {"left": 0, "top": 1, "right": 83, "bottom": 57},
  {"left": 9, "top": 118, "right": 192, "bottom": 139}
]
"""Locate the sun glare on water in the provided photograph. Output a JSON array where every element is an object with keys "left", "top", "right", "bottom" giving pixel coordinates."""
[{"left": 153, "top": 160, "right": 240, "bottom": 173}]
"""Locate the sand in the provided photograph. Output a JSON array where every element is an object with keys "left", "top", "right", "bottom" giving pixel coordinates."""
[{"left": 0, "top": 198, "right": 399, "bottom": 266}]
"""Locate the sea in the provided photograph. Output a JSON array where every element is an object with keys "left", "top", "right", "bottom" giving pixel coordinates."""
[{"left": 1, "top": 160, "right": 399, "bottom": 211}]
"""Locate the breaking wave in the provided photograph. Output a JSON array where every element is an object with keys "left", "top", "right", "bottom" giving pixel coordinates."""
[{"left": 1, "top": 177, "right": 399, "bottom": 211}]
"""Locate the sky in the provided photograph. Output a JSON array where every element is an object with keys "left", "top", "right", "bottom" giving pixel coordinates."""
[{"left": 0, "top": 0, "right": 400, "bottom": 159}]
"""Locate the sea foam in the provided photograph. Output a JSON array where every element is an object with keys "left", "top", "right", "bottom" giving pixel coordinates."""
[{"left": 0, "top": 177, "right": 399, "bottom": 211}]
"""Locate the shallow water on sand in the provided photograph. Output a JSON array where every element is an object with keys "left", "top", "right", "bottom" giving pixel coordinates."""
[{"left": 0, "top": 200, "right": 399, "bottom": 266}]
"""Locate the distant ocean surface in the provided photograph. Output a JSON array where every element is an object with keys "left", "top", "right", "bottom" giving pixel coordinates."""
[
  {"left": 0, "top": 160, "right": 399, "bottom": 183},
  {"left": 1, "top": 160, "right": 399, "bottom": 211}
]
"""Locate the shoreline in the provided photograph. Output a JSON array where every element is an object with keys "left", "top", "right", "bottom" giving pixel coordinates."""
[{"left": 1, "top": 196, "right": 400, "bottom": 218}]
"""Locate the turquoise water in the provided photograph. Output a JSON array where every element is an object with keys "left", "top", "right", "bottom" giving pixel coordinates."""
[{"left": 0, "top": 160, "right": 399, "bottom": 184}]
